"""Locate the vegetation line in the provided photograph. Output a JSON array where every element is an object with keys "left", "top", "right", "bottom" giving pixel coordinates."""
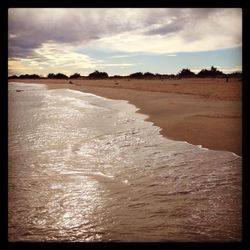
[{"left": 8, "top": 67, "right": 242, "bottom": 80}]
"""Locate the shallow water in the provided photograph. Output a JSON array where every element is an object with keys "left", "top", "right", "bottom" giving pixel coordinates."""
[{"left": 8, "top": 82, "right": 242, "bottom": 242}]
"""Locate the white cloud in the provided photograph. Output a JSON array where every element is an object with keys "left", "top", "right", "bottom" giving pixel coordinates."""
[
  {"left": 110, "top": 55, "right": 135, "bottom": 59},
  {"left": 8, "top": 42, "right": 136, "bottom": 76},
  {"left": 9, "top": 42, "right": 97, "bottom": 76},
  {"left": 97, "top": 63, "right": 134, "bottom": 67},
  {"left": 217, "top": 65, "right": 242, "bottom": 73},
  {"left": 35, "top": 43, "right": 96, "bottom": 68}
]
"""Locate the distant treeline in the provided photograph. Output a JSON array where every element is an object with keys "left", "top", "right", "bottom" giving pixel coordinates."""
[{"left": 8, "top": 67, "right": 242, "bottom": 80}]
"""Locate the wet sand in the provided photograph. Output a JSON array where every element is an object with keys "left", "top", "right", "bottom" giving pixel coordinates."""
[{"left": 10, "top": 78, "right": 242, "bottom": 155}]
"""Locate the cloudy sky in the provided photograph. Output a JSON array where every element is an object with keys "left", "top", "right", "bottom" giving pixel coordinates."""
[{"left": 8, "top": 8, "right": 242, "bottom": 76}]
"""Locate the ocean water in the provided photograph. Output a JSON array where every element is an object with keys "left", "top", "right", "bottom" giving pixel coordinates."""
[{"left": 8, "top": 82, "right": 242, "bottom": 242}]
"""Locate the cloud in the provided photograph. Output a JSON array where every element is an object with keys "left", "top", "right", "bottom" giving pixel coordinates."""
[
  {"left": 8, "top": 8, "right": 242, "bottom": 75},
  {"left": 9, "top": 8, "right": 242, "bottom": 57},
  {"left": 86, "top": 29, "right": 240, "bottom": 55},
  {"left": 144, "top": 17, "right": 185, "bottom": 36},
  {"left": 110, "top": 54, "right": 135, "bottom": 59},
  {"left": 97, "top": 63, "right": 134, "bottom": 67},
  {"left": 216, "top": 65, "right": 242, "bottom": 73},
  {"left": 83, "top": 8, "right": 241, "bottom": 54},
  {"left": 9, "top": 42, "right": 97, "bottom": 75},
  {"left": 8, "top": 42, "right": 135, "bottom": 76},
  {"left": 8, "top": 8, "right": 149, "bottom": 57}
]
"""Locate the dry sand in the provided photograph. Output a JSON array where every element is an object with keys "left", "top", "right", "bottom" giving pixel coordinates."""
[{"left": 10, "top": 78, "right": 242, "bottom": 156}]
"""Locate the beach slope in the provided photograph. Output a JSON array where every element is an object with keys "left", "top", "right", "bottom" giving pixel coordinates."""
[{"left": 10, "top": 78, "right": 242, "bottom": 156}]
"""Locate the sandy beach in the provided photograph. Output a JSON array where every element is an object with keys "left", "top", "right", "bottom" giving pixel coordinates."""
[{"left": 10, "top": 78, "right": 242, "bottom": 156}]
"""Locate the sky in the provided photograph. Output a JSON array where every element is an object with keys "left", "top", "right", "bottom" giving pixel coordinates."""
[{"left": 8, "top": 8, "right": 242, "bottom": 76}]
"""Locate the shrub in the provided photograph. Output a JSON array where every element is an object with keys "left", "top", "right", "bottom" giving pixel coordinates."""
[{"left": 88, "top": 70, "right": 109, "bottom": 78}]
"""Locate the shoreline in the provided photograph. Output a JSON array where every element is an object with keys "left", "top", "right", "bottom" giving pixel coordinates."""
[{"left": 9, "top": 78, "right": 242, "bottom": 156}]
